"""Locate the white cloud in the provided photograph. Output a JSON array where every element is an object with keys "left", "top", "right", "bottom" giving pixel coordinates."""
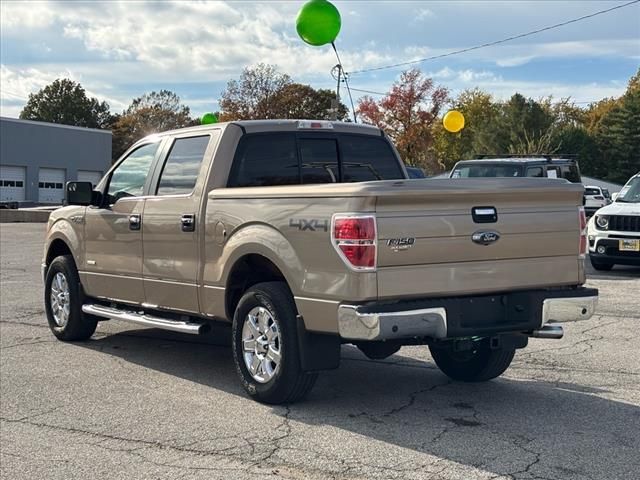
[
  {"left": 414, "top": 8, "right": 435, "bottom": 22},
  {"left": 1, "top": 1, "right": 637, "bottom": 119},
  {"left": 0, "top": 64, "right": 127, "bottom": 113}
]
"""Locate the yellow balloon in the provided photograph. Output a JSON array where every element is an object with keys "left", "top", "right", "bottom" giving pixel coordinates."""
[{"left": 443, "top": 110, "right": 465, "bottom": 133}]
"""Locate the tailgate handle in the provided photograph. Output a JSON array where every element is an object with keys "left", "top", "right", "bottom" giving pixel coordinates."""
[{"left": 472, "top": 207, "right": 498, "bottom": 223}]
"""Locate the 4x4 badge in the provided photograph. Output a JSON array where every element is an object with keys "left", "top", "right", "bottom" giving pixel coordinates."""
[{"left": 472, "top": 231, "right": 500, "bottom": 245}]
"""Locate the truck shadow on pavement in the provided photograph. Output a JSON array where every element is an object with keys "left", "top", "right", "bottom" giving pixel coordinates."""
[{"left": 78, "top": 326, "right": 640, "bottom": 479}]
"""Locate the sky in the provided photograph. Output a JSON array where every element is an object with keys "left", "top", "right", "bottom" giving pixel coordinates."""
[{"left": 1, "top": 0, "right": 639, "bottom": 120}]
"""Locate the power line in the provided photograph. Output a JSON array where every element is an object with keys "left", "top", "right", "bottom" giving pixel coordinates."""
[
  {"left": 349, "top": 86, "right": 602, "bottom": 105},
  {"left": 349, "top": 0, "right": 639, "bottom": 75}
]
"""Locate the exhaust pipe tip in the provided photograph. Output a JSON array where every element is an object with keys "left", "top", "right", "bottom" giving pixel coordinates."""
[{"left": 529, "top": 324, "right": 564, "bottom": 339}]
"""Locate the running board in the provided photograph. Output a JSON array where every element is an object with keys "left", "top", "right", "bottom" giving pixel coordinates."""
[{"left": 82, "top": 304, "right": 207, "bottom": 335}]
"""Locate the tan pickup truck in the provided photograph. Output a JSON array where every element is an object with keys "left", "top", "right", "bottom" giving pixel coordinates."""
[{"left": 42, "top": 120, "right": 598, "bottom": 404}]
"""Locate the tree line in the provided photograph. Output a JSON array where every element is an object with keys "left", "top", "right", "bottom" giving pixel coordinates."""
[{"left": 19, "top": 65, "right": 639, "bottom": 184}]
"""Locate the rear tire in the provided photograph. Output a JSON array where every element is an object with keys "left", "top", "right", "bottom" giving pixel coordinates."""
[
  {"left": 44, "top": 255, "right": 97, "bottom": 341},
  {"left": 232, "top": 282, "right": 318, "bottom": 404},
  {"left": 429, "top": 342, "right": 515, "bottom": 382},
  {"left": 590, "top": 257, "right": 614, "bottom": 271}
]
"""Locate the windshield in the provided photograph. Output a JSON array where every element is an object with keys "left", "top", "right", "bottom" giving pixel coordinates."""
[
  {"left": 617, "top": 177, "right": 640, "bottom": 203},
  {"left": 451, "top": 164, "right": 524, "bottom": 178}
]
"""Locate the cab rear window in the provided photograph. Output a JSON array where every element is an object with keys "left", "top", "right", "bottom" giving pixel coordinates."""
[{"left": 227, "top": 133, "right": 404, "bottom": 187}]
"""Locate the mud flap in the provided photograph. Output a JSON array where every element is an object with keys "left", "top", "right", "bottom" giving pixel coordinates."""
[{"left": 296, "top": 315, "right": 341, "bottom": 371}]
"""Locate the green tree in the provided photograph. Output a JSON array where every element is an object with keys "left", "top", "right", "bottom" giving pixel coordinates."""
[
  {"left": 493, "top": 93, "right": 556, "bottom": 154},
  {"left": 19, "top": 78, "right": 112, "bottom": 128},
  {"left": 111, "top": 90, "right": 195, "bottom": 160},
  {"left": 594, "top": 70, "right": 640, "bottom": 183},
  {"left": 432, "top": 88, "right": 499, "bottom": 169},
  {"left": 553, "top": 126, "right": 602, "bottom": 178},
  {"left": 219, "top": 63, "right": 292, "bottom": 121}
]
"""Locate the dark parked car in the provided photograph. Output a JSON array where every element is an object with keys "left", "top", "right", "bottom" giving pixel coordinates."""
[
  {"left": 406, "top": 166, "right": 426, "bottom": 179},
  {"left": 450, "top": 155, "right": 582, "bottom": 183}
]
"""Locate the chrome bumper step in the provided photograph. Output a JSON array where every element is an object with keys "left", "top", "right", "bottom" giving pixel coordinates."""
[{"left": 82, "top": 304, "right": 207, "bottom": 335}]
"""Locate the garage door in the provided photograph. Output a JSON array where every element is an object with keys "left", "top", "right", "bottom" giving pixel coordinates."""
[
  {"left": 0, "top": 165, "right": 26, "bottom": 202},
  {"left": 77, "top": 170, "right": 103, "bottom": 187},
  {"left": 38, "top": 168, "right": 66, "bottom": 204}
]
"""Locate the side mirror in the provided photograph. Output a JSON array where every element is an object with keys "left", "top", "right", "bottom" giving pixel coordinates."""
[{"left": 66, "top": 181, "right": 95, "bottom": 206}]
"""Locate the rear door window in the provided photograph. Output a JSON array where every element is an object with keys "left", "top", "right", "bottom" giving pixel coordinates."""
[
  {"left": 546, "top": 166, "right": 559, "bottom": 179},
  {"left": 341, "top": 135, "right": 404, "bottom": 182},
  {"left": 526, "top": 167, "right": 544, "bottom": 177},
  {"left": 156, "top": 135, "right": 210, "bottom": 196},
  {"left": 228, "top": 134, "right": 299, "bottom": 187}
]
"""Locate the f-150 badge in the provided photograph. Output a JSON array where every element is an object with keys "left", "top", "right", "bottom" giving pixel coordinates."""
[
  {"left": 387, "top": 237, "right": 415, "bottom": 252},
  {"left": 472, "top": 231, "right": 500, "bottom": 245}
]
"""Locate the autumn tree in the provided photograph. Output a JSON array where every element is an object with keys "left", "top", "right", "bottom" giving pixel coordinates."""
[
  {"left": 111, "top": 90, "right": 195, "bottom": 160},
  {"left": 357, "top": 69, "right": 448, "bottom": 173},
  {"left": 219, "top": 64, "right": 292, "bottom": 120},
  {"left": 20, "top": 78, "right": 112, "bottom": 129}
]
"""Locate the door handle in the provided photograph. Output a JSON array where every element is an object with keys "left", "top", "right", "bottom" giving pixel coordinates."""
[
  {"left": 181, "top": 214, "right": 195, "bottom": 232},
  {"left": 129, "top": 214, "right": 141, "bottom": 231}
]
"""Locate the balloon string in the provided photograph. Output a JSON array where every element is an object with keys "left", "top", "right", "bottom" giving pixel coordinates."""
[{"left": 331, "top": 42, "right": 357, "bottom": 123}]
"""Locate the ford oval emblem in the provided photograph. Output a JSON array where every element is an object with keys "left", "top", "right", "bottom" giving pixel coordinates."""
[{"left": 472, "top": 231, "right": 500, "bottom": 246}]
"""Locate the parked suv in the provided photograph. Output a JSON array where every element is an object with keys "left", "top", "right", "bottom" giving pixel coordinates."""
[
  {"left": 43, "top": 120, "right": 597, "bottom": 404},
  {"left": 450, "top": 155, "right": 582, "bottom": 183},
  {"left": 584, "top": 185, "right": 610, "bottom": 216},
  {"left": 587, "top": 173, "right": 640, "bottom": 270}
]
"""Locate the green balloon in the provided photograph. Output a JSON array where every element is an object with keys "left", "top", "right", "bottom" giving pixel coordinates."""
[
  {"left": 201, "top": 112, "right": 218, "bottom": 125},
  {"left": 296, "top": 0, "right": 341, "bottom": 47}
]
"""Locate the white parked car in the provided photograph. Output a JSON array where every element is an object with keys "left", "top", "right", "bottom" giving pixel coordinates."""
[
  {"left": 584, "top": 185, "right": 610, "bottom": 216},
  {"left": 587, "top": 173, "right": 640, "bottom": 270}
]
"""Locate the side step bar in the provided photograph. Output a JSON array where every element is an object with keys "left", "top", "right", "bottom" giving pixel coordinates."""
[
  {"left": 529, "top": 324, "right": 564, "bottom": 339},
  {"left": 82, "top": 304, "right": 207, "bottom": 335}
]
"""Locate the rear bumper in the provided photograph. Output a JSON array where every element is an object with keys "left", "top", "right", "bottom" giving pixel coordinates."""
[{"left": 338, "top": 287, "right": 598, "bottom": 341}]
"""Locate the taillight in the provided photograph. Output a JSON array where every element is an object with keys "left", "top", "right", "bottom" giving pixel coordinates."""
[
  {"left": 579, "top": 207, "right": 587, "bottom": 258},
  {"left": 331, "top": 214, "right": 377, "bottom": 271}
]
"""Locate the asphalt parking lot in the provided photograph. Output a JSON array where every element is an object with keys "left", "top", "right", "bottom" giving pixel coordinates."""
[{"left": 1, "top": 223, "right": 639, "bottom": 480}]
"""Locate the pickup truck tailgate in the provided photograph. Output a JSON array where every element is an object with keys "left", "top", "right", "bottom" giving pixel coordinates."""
[{"left": 374, "top": 178, "right": 584, "bottom": 299}]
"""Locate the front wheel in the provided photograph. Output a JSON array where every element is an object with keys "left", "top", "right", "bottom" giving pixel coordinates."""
[
  {"left": 590, "top": 257, "right": 614, "bottom": 271},
  {"left": 232, "top": 282, "right": 318, "bottom": 404},
  {"left": 44, "top": 255, "right": 97, "bottom": 341},
  {"left": 429, "top": 343, "right": 515, "bottom": 382}
]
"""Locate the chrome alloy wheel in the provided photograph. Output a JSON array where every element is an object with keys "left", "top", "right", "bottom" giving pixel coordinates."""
[
  {"left": 242, "top": 306, "right": 282, "bottom": 383},
  {"left": 50, "top": 272, "right": 71, "bottom": 328}
]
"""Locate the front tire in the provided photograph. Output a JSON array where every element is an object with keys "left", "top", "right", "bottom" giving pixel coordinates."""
[
  {"left": 429, "top": 342, "right": 515, "bottom": 382},
  {"left": 232, "top": 282, "right": 318, "bottom": 404},
  {"left": 44, "top": 255, "right": 97, "bottom": 341},
  {"left": 590, "top": 257, "right": 614, "bottom": 271}
]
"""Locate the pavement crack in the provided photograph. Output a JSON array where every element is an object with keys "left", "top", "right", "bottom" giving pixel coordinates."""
[{"left": 383, "top": 380, "right": 451, "bottom": 417}]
